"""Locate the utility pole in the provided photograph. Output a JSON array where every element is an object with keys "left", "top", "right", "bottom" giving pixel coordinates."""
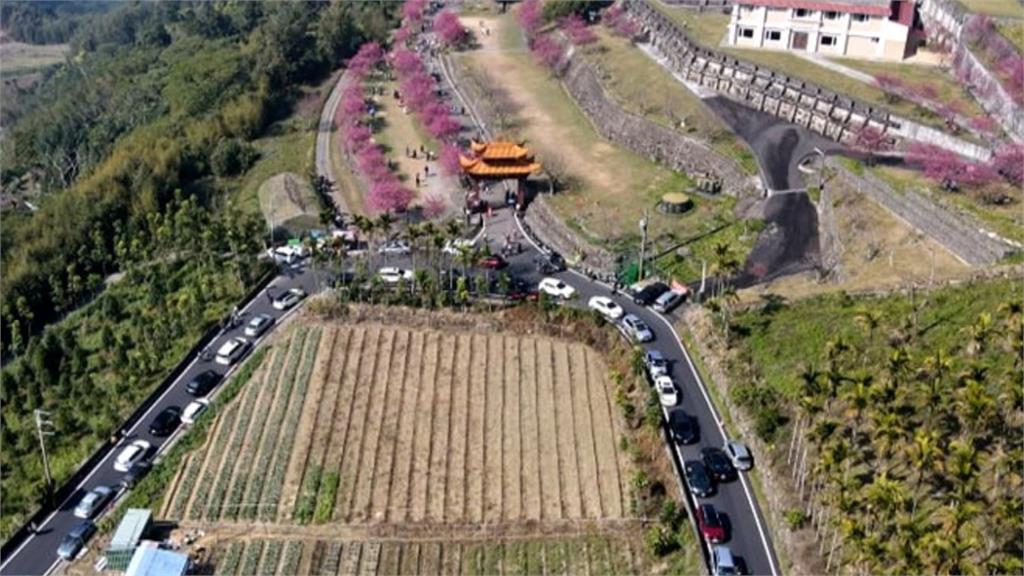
[
  {"left": 638, "top": 209, "right": 649, "bottom": 282},
  {"left": 33, "top": 410, "right": 54, "bottom": 491},
  {"left": 815, "top": 147, "right": 826, "bottom": 191}
]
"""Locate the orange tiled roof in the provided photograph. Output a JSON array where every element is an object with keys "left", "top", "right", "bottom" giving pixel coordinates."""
[
  {"left": 469, "top": 140, "right": 533, "bottom": 160},
  {"left": 459, "top": 155, "right": 541, "bottom": 177}
]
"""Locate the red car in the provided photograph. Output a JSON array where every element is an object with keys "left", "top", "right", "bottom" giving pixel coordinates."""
[
  {"left": 478, "top": 255, "right": 507, "bottom": 269},
  {"left": 697, "top": 503, "right": 727, "bottom": 543}
]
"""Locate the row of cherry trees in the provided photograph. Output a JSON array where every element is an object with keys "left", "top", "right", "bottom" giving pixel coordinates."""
[
  {"left": 338, "top": 42, "right": 416, "bottom": 214},
  {"left": 873, "top": 73, "right": 997, "bottom": 137},
  {"left": 904, "top": 142, "right": 1024, "bottom": 191}
]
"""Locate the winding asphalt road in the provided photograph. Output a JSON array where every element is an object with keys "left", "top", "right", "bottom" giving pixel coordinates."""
[
  {"left": 4, "top": 58, "right": 780, "bottom": 576},
  {"left": 0, "top": 265, "right": 324, "bottom": 576}
]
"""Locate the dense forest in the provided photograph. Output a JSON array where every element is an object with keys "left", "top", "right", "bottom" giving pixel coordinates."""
[
  {"left": 0, "top": 2, "right": 115, "bottom": 45},
  {"left": 723, "top": 280, "right": 1022, "bottom": 574},
  {"left": 0, "top": 0, "right": 398, "bottom": 540}
]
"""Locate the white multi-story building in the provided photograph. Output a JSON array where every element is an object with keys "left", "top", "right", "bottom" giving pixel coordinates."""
[{"left": 726, "top": 0, "right": 916, "bottom": 60}]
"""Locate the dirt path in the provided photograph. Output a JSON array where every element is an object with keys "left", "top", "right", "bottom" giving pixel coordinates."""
[
  {"left": 410, "top": 332, "right": 440, "bottom": 522},
  {"left": 337, "top": 327, "right": 382, "bottom": 521},
  {"left": 446, "top": 334, "right": 471, "bottom": 522},
  {"left": 518, "top": 337, "right": 543, "bottom": 522},
  {"left": 534, "top": 338, "right": 563, "bottom": 520},
  {"left": 552, "top": 342, "right": 583, "bottom": 519},
  {"left": 456, "top": 14, "right": 659, "bottom": 228},
  {"left": 484, "top": 335, "right": 505, "bottom": 523},
  {"left": 350, "top": 328, "right": 395, "bottom": 522},
  {"left": 374, "top": 329, "right": 411, "bottom": 522},
  {"left": 568, "top": 344, "right": 603, "bottom": 518},
  {"left": 389, "top": 331, "right": 424, "bottom": 522},
  {"left": 427, "top": 334, "right": 456, "bottom": 522},
  {"left": 502, "top": 334, "right": 523, "bottom": 522},
  {"left": 466, "top": 334, "right": 488, "bottom": 524},
  {"left": 278, "top": 331, "right": 330, "bottom": 517},
  {"left": 586, "top": 349, "right": 626, "bottom": 517}
]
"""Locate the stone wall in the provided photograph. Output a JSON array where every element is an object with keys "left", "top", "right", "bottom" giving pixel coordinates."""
[
  {"left": 919, "top": 0, "right": 1024, "bottom": 142},
  {"left": 624, "top": 0, "right": 993, "bottom": 160},
  {"left": 830, "top": 160, "right": 1015, "bottom": 266},
  {"left": 561, "top": 45, "right": 759, "bottom": 195}
]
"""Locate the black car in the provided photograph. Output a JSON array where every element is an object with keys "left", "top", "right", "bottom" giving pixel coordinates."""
[
  {"left": 684, "top": 460, "right": 716, "bottom": 498},
  {"left": 186, "top": 370, "right": 221, "bottom": 396},
  {"left": 119, "top": 461, "right": 151, "bottom": 490},
  {"left": 701, "top": 447, "right": 738, "bottom": 482},
  {"left": 633, "top": 282, "right": 670, "bottom": 306},
  {"left": 57, "top": 521, "right": 96, "bottom": 560},
  {"left": 669, "top": 411, "right": 700, "bottom": 445},
  {"left": 149, "top": 406, "right": 182, "bottom": 436},
  {"left": 534, "top": 252, "right": 566, "bottom": 274}
]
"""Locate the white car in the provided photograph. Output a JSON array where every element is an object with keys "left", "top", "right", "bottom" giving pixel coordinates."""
[
  {"left": 724, "top": 440, "right": 754, "bottom": 471},
  {"left": 377, "top": 267, "right": 414, "bottom": 284},
  {"left": 180, "top": 399, "right": 210, "bottom": 425},
  {"left": 655, "top": 375, "right": 679, "bottom": 407},
  {"left": 538, "top": 277, "right": 575, "bottom": 299},
  {"left": 442, "top": 238, "right": 476, "bottom": 255},
  {"left": 588, "top": 296, "right": 624, "bottom": 320},
  {"left": 272, "top": 288, "right": 306, "bottom": 310},
  {"left": 244, "top": 314, "right": 274, "bottom": 338},
  {"left": 267, "top": 245, "right": 306, "bottom": 264},
  {"left": 378, "top": 240, "right": 411, "bottom": 255},
  {"left": 215, "top": 337, "right": 250, "bottom": 366},
  {"left": 114, "top": 440, "right": 151, "bottom": 473}
]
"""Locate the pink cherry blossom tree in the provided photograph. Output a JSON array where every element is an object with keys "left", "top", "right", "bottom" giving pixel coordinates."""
[
  {"left": 434, "top": 10, "right": 468, "bottom": 47},
  {"left": 422, "top": 194, "right": 448, "bottom": 219},
  {"left": 560, "top": 14, "right": 597, "bottom": 45},
  {"left": 368, "top": 179, "right": 414, "bottom": 214},
  {"left": 519, "top": 0, "right": 542, "bottom": 37},
  {"left": 992, "top": 143, "right": 1024, "bottom": 185},
  {"left": 402, "top": 0, "right": 427, "bottom": 23},
  {"left": 439, "top": 143, "right": 462, "bottom": 176},
  {"left": 530, "top": 34, "right": 566, "bottom": 73}
]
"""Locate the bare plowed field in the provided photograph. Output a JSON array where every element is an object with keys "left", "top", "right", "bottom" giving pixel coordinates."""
[
  {"left": 164, "top": 322, "right": 631, "bottom": 525},
  {"left": 194, "top": 535, "right": 651, "bottom": 576}
]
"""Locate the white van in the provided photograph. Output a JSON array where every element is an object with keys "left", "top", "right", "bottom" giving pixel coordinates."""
[
  {"left": 215, "top": 337, "right": 250, "bottom": 366},
  {"left": 652, "top": 290, "right": 685, "bottom": 313},
  {"left": 712, "top": 545, "right": 737, "bottom": 576}
]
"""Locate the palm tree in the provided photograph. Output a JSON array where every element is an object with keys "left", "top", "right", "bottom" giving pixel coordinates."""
[
  {"left": 854, "top": 307, "right": 882, "bottom": 345},
  {"left": 351, "top": 214, "right": 374, "bottom": 253},
  {"left": 842, "top": 372, "right": 872, "bottom": 445},
  {"left": 907, "top": 429, "right": 942, "bottom": 508},
  {"left": 406, "top": 222, "right": 425, "bottom": 271},
  {"left": 964, "top": 311, "right": 993, "bottom": 356},
  {"left": 375, "top": 212, "right": 396, "bottom": 260}
]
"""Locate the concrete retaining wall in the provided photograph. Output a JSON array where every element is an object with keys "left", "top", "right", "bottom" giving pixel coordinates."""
[
  {"left": 561, "top": 45, "right": 759, "bottom": 195},
  {"left": 918, "top": 0, "right": 1024, "bottom": 142},
  {"left": 830, "top": 161, "right": 1014, "bottom": 265},
  {"left": 624, "top": 0, "right": 993, "bottom": 160}
]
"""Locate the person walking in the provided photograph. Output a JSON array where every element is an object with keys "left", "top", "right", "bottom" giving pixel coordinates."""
[{"left": 415, "top": 174, "right": 421, "bottom": 187}]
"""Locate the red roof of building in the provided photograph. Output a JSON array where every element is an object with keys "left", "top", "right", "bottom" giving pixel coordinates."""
[
  {"left": 459, "top": 155, "right": 541, "bottom": 177},
  {"left": 469, "top": 140, "right": 533, "bottom": 160},
  {"left": 741, "top": 0, "right": 891, "bottom": 15}
]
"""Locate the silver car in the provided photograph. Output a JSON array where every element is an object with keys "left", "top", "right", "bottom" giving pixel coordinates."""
[
  {"left": 724, "top": 440, "right": 754, "bottom": 471},
  {"left": 272, "top": 288, "right": 306, "bottom": 311},
  {"left": 74, "top": 486, "right": 114, "bottom": 519},
  {"left": 621, "top": 314, "right": 654, "bottom": 343},
  {"left": 244, "top": 314, "right": 274, "bottom": 338}
]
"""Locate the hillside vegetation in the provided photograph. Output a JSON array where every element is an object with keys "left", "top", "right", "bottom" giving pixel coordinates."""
[
  {"left": 724, "top": 278, "right": 1022, "bottom": 574},
  {"left": 0, "top": 1, "right": 398, "bottom": 540}
]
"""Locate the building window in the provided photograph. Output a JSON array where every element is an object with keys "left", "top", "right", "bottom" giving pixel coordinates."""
[
  {"left": 852, "top": 13, "right": 870, "bottom": 22},
  {"left": 824, "top": 11, "right": 839, "bottom": 20},
  {"left": 795, "top": 8, "right": 814, "bottom": 18},
  {"left": 820, "top": 35, "right": 837, "bottom": 46},
  {"left": 740, "top": 27, "right": 755, "bottom": 38},
  {"left": 766, "top": 30, "right": 782, "bottom": 41}
]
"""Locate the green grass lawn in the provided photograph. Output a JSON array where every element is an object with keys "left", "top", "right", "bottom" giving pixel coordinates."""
[
  {"left": 586, "top": 28, "right": 758, "bottom": 175},
  {"left": 731, "top": 276, "right": 1018, "bottom": 398},
  {"left": 231, "top": 117, "right": 315, "bottom": 219},
  {"left": 960, "top": 0, "right": 1024, "bottom": 18}
]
